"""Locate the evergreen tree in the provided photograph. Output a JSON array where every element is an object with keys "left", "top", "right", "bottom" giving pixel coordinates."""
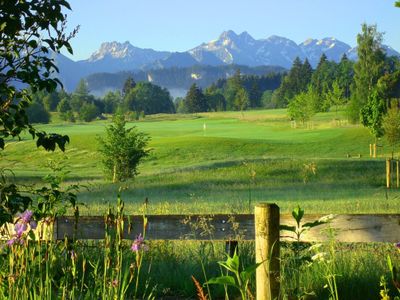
[
  {"left": 248, "top": 80, "right": 262, "bottom": 108},
  {"left": 224, "top": 69, "right": 243, "bottom": 110},
  {"left": 122, "top": 76, "right": 136, "bottom": 97},
  {"left": 337, "top": 54, "right": 354, "bottom": 99},
  {"left": 184, "top": 84, "right": 208, "bottom": 113},
  {"left": 272, "top": 57, "right": 311, "bottom": 107},
  {"left": 98, "top": 113, "right": 150, "bottom": 182},
  {"left": 301, "top": 59, "right": 313, "bottom": 89}
]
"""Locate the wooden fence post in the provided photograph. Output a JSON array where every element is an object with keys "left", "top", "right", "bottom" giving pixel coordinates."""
[
  {"left": 255, "top": 203, "right": 280, "bottom": 300},
  {"left": 374, "top": 143, "right": 377, "bottom": 158},
  {"left": 397, "top": 160, "right": 399, "bottom": 189},
  {"left": 386, "top": 159, "right": 391, "bottom": 189},
  {"left": 369, "top": 144, "right": 372, "bottom": 158}
]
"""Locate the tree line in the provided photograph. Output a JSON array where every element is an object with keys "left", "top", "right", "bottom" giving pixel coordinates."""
[
  {"left": 271, "top": 24, "right": 400, "bottom": 140},
  {"left": 27, "top": 78, "right": 176, "bottom": 123},
  {"left": 28, "top": 71, "right": 283, "bottom": 123},
  {"left": 176, "top": 71, "right": 283, "bottom": 113}
]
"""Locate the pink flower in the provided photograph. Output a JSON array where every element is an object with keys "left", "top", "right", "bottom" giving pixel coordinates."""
[
  {"left": 6, "top": 238, "right": 17, "bottom": 246},
  {"left": 130, "top": 234, "right": 148, "bottom": 252}
]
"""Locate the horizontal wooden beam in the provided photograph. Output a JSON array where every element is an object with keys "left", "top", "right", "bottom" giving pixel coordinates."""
[{"left": 55, "top": 214, "right": 400, "bottom": 243}]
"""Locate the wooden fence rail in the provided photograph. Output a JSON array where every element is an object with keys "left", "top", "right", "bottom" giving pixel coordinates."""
[{"left": 56, "top": 213, "right": 400, "bottom": 243}]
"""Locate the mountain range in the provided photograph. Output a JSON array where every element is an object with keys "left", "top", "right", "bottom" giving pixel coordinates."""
[{"left": 54, "top": 30, "right": 400, "bottom": 93}]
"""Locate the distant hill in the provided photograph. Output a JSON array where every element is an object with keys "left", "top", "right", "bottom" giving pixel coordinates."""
[
  {"left": 54, "top": 30, "right": 400, "bottom": 92},
  {"left": 85, "top": 64, "right": 286, "bottom": 98}
]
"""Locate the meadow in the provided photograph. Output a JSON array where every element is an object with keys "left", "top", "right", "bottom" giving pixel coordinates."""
[
  {"left": 2, "top": 109, "right": 400, "bottom": 299},
  {"left": 2, "top": 109, "right": 399, "bottom": 215}
]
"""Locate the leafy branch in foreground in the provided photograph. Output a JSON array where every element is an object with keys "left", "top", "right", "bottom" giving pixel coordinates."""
[{"left": 0, "top": 0, "right": 78, "bottom": 223}]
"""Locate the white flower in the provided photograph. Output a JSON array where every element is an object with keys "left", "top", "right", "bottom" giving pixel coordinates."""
[
  {"left": 311, "top": 252, "right": 327, "bottom": 262},
  {"left": 308, "top": 243, "right": 323, "bottom": 252}
]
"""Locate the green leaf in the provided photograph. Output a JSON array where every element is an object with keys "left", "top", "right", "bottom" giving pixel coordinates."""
[
  {"left": 387, "top": 255, "right": 394, "bottom": 276},
  {"left": 218, "top": 251, "right": 240, "bottom": 273},
  {"left": 206, "top": 275, "right": 236, "bottom": 287},
  {"left": 240, "top": 261, "right": 264, "bottom": 282},
  {"left": 292, "top": 206, "right": 304, "bottom": 225},
  {"left": 302, "top": 220, "right": 326, "bottom": 228}
]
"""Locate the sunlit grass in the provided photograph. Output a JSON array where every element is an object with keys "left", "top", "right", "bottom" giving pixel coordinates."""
[{"left": 2, "top": 108, "right": 398, "bottom": 215}]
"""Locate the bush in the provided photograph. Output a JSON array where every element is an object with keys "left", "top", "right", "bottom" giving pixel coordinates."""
[
  {"left": 26, "top": 101, "right": 51, "bottom": 124},
  {"left": 98, "top": 113, "right": 150, "bottom": 182},
  {"left": 79, "top": 103, "right": 100, "bottom": 122}
]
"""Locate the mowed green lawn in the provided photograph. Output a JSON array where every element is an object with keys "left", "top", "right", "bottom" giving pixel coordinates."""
[{"left": 2, "top": 109, "right": 399, "bottom": 215}]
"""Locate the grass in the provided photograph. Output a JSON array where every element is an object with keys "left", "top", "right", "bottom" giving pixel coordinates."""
[{"left": 1, "top": 108, "right": 399, "bottom": 215}]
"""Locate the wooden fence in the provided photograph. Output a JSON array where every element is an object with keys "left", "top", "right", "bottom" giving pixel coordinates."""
[
  {"left": 56, "top": 212, "right": 400, "bottom": 243},
  {"left": 55, "top": 205, "right": 400, "bottom": 300}
]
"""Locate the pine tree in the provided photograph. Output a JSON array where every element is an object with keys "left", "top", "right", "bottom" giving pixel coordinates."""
[
  {"left": 337, "top": 54, "right": 354, "bottom": 99},
  {"left": 98, "top": 113, "right": 150, "bottom": 182},
  {"left": 301, "top": 58, "right": 313, "bottom": 89},
  {"left": 122, "top": 76, "right": 136, "bottom": 97},
  {"left": 184, "top": 83, "right": 208, "bottom": 113}
]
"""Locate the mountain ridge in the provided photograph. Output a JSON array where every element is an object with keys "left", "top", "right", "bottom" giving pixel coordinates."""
[{"left": 55, "top": 30, "right": 400, "bottom": 91}]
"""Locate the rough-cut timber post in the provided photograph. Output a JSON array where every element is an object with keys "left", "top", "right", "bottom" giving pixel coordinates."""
[
  {"left": 374, "top": 143, "right": 377, "bottom": 158},
  {"left": 387, "top": 159, "right": 391, "bottom": 189},
  {"left": 369, "top": 144, "right": 372, "bottom": 158},
  {"left": 255, "top": 203, "right": 280, "bottom": 300},
  {"left": 397, "top": 160, "right": 399, "bottom": 188}
]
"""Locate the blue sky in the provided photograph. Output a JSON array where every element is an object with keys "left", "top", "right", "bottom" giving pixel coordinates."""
[{"left": 64, "top": 0, "right": 400, "bottom": 61}]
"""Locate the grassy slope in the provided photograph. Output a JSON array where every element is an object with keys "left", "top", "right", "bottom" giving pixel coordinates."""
[{"left": 1, "top": 109, "right": 399, "bottom": 215}]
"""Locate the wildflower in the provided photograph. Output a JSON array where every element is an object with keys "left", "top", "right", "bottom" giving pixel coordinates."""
[
  {"left": 20, "top": 210, "right": 33, "bottom": 223},
  {"left": 308, "top": 243, "right": 323, "bottom": 252},
  {"left": 130, "top": 234, "right": 148, "bottom": 252},
  {"left": 29, "top": 220, "right": 37, "bottom": 230},
  {"left": 70, "top": 250, "right": 77, "bottom": 261},
  {"left": 112, "top": 279, "right": 119, "bottom": 287},
  {"left": 14, "top": 223, "right": 27, "bottom": 238},
  {"left": 6, "top": 238, "right": 17, "bottom": 246},
  {"left": 6, "top": 209, "right": 35, "bottom": 247},
  {"left": 311, "top": 252, "right": 326, "bottom": 262}
]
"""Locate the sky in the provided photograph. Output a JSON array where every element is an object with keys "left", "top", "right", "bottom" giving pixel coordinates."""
[{"left": 63, "top": 0, "right": 400, "bottom": 61}]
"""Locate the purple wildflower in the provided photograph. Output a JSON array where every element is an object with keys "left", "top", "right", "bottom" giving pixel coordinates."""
[
  {"left": 20, "top": 210, "right": 33, "bottom": 223},
  {"left": 112, "top": 279, "right": 119, "bottom": 287},
  {"left": 130, "top": 234, "right": 148, "bottom": 252},
  {"left": 29, "top": 221, "right": 37, "bottom": 230},
  {"left": 6, "top": 238, "right": 17, "bottom": 246},
  {"left": 14, "top": 223, "right": 27, "bottom": 238},
  {"left": 396, "top": 242, "right": 400, "bottom": 249},
  {"left": 70, "top": 250, "right": 77, "bottom": 261}
]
